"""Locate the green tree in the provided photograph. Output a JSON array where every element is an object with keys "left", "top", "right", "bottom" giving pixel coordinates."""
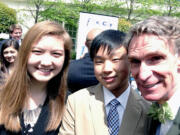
[
  {"left": 0, "top": 2, "right": 17, "bottom": 33},
  {"left": 118, "top": 18, "right": 132, "bottom": 32},
  {"left": 40, "top": 1, "right": 80, "bottom": 46},
  {"left": 156, "top": 0, "right": 180, "bottom": 16},
  {"left": 27, "top": 0, "right": 55, "bottom": 23},
  {"left": 38, "top": 0, "right": 179, "bottom": 57},
  {"left": 73, "top": 0, "right": 95, "bottom": 12}
]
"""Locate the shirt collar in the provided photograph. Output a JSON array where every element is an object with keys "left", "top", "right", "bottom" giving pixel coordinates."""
[
  {"left": 103, "top": 84, "right": 130, "bottom": 109},
  {"left": 167, "top": 89, "right": 180, "bottom": 119}
]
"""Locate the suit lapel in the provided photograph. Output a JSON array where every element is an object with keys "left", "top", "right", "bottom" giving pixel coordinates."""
[
  {"left": 118, "top": 89, "right": 142, "bottom": 135},
  {"left": 167, "top": 107, "right": 180, "bottom": 135},
  {"left": 88, "top": 84, "right": 109, "bottom": 135}
]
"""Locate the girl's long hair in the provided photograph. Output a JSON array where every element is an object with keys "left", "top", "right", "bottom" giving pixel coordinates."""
[{"left": 0, "top": 21, "right": 72, "bottom": 132}]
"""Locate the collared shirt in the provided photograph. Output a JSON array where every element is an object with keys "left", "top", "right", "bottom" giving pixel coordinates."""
[
  {"left": 18, "top": 39, "right": 22, "bottom": 46},
  {"left": 104, "top": 84, "right": 130, "bottom": 127},
  {"left": 159, "top": 89, "right": 180, "bottom": 135}
]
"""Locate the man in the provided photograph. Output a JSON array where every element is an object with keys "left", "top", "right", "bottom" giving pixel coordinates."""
[
  {"left": 9, "top": 24, "right": 22, "bottom": 45},
  {"left": 67, "top": 28, "right": 102, "bottom": 92},
  {"left": 0, "top": 24, "right": 22, "bottom": 53},
  {"left": 60, "top": 30, "right": 150, "bottom": 135},
  {"left": 127, "top": 16, "right": 180, "bottom": 135}
]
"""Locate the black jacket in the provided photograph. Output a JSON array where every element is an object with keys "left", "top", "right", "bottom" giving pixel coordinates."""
[
  {"left": 67, "top": 53, "right": 98, "bottom": 92},
  {"left": 0, "top": 98, "right": 60, "bottom": 135}
]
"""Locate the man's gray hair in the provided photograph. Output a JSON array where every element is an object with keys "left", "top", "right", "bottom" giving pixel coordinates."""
[{"left": 125, "top": 16, "right": 180, "bottom": 55}]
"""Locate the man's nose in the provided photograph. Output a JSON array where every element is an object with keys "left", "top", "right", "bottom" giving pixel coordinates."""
[{"left": 138, "top": 62, "right": 152, "bottom": 81}]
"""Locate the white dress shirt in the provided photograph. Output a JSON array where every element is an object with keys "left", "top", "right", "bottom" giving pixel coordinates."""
[{"left": 159, "top": 89, "right": 180, "bottom": 135}]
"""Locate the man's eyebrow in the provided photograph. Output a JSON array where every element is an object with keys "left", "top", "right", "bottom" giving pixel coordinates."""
[
  {"left": 94, "top": 55, "right": 103, "bottom": 59},
  {"left": 128, "top": 55, "right": 139, "bottom": 60}
]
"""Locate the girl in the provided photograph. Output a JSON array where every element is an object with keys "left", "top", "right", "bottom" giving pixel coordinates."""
[
  {"left": 0, "top": 39, "right": 19, "bottom": 84},
  {"left": 0, "top": 21, "right": 72, "bottom": 134},
  {"left": 0, "top": 39, "right": 19, "bottom": 74}
]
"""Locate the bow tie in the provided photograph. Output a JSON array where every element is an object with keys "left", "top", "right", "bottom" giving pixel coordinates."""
[{"left": 148, "top": 102, "right": 173, "bottom": 123}]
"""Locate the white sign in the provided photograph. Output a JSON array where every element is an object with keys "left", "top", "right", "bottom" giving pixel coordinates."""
[{"left": 76, "top": 12, "right": 119, "bottom": 59}]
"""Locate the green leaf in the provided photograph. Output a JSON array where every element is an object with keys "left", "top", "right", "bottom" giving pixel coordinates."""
[{"left": 148, "top": 102, "right": 173, "bottom": 123}]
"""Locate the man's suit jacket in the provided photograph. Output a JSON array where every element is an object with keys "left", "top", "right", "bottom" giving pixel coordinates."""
[
  {"left": 67, "top": 53, "right": 98, "bottom": 93},
  {"left": 166, "top": 108, "right": 180, "bottom": 135},
  {"left": 59, "top": 84, "right": 150, "bottom": 135}
]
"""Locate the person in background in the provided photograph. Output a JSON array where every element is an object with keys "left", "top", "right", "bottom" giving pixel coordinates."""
[
  {"left": 129, "top": 74, "right": 140, "bottom": 95},
  {"left": 0, "top": 39, "right": 19, "bottom": 85},
  {"left": 0, "top": 39, "right": 19, "bottom": 74},
  {"left": 9, "top": 24, "right": 23, "bottom": 45},
  {"left": 67, "top": 28, "right": 102, "bottom": 92},
  {"left": 60, "top": 29, "right": 150, "bottom": 135},
  {"left": 0, "top": 21, "right": 72, "bottom": 135},
  {"left": 0, "top": 24, "right": 22, "bottom": 54},
  {"left": 127, "top": 16, "right": 180, "bottom": 135}
]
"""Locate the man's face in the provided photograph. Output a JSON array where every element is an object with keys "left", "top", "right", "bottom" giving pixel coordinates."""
[
  {"left": 94, "top": 46, "right": 129, "bottom": 97},
  {"left": 10, "top": 28, "right": 22, "bottom": 40},
  {"left": 128, "top": 33, "right": 179, "bottom": 102}
]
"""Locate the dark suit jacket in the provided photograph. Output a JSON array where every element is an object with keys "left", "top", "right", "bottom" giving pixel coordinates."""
[
  {"left": 145, "top": 108, "right": 180, "bottom": 135},
  {"left": 60, "top": 84, "right": 151, "bottom": 135},
  {"left": 166, "top": 108, "right": 180, "bottom": 135},
  {"left": 144, "top": 116, "right": 160, "bottom": 135},
  {"left": 67, "top": 53, "right": 98, "bottom": 92}
]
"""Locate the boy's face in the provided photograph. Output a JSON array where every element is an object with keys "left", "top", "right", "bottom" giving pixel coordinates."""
[{"left": 94, "top": 46, "right": 129, "bottom": 97}]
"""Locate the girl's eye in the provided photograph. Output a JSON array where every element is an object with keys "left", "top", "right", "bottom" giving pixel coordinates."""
[
  {"left": 3, "top": 51, "right": 8, "bottom": 55},
  {"left": 32, "top": 50, "right": 42, "bottom": 55},
  {"left": 52, "top": 52, "right": 63, "bottom": 57},
  {"left": 10, "top": 51, "right": 15, "bottom": 54}
]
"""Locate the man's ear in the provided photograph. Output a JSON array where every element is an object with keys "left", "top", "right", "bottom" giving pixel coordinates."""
[{"left": 177, "top": 56, "right": 180, "bottom": 73}]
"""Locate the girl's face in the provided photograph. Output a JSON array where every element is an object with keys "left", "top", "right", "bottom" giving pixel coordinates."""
[
  {"left": 3, "top": 46, "right": 18, "bottom": 63},
  {"left": 27, "top": 35, "right": 65, "bottom": 83}
]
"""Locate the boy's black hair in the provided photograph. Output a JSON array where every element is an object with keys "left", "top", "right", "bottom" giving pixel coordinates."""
[{"left": 90, "top": 29, "right": 126, "bottom": 60}]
